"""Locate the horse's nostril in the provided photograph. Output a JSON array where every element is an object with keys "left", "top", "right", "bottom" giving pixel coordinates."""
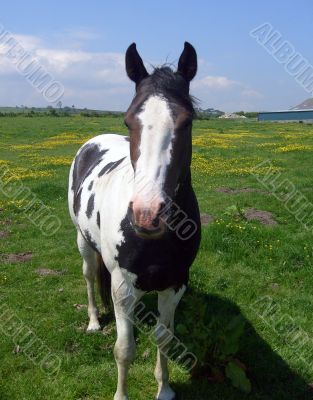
[
  {"left": 127, "top": 204, "right": 134, "bottom": 226},
  {"left": 152, "top": 216, "right": 160, "bottom": 227},
  {"left": 158, "top": 202, "right": 166, "bottom": 213}
]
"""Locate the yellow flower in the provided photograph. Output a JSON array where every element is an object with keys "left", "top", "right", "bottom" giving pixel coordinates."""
[
  {"left": 192, "top": 153, "right": 282, "bottom": 176},
  {"left": 1, "top": 167, "right": 54, "bottom": 182},
  {"left": 192, "top": 135, "right": 235, "bottom": 149},
  {"left": 21, "top": 154, "right": 73, "bottom": 166},
  {"left": 11, "top": 132, "right": 94, "bottom": 151},
  {"left": 274, "top": 144, "right": 313, "bottom": 153}
]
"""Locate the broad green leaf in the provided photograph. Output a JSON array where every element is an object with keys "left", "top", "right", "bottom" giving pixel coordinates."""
[{"left": 225, "top": 361, "right": 251, "bottom": 393}]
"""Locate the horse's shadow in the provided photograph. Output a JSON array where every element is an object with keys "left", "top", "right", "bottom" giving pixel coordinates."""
[
  {"left": 101, "top": 289, "right": 313, "bottom": 400},
  {"left": 99, "top": 288, "right": 311, "bottom": 400},
  {"left": 169, "top": 289, "right": 312, "bottom": 400}
]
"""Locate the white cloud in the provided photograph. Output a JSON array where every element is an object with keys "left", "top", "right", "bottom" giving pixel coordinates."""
[
  {"left": 13, "top": 34, "right": 43, "bottom": 51},
  {"left": 0, "top": 31, "right": 264, "bottom": 111},
  {"left": 0, "top": 32, "right": 134, "bottom": 109},
  {"left": 190, "top": 67, "right": 264, "bottom": 111},
  {"left": 50, "top": 28, "right": 102, "bottom": 50},
  {"left": 241, "top": 88, "right": 264, "bottom": 99},
  {"left": 61, "top": 28, "right": 100, "bottom": 41},
  {"left": 192, "top": 75, "right": 238, "bottom": 89},
  {"left": 35, "top": 49, "right": 93, "bottom": 72}
]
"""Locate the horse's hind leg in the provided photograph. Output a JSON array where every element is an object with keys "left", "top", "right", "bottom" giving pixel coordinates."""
[
  {"left": 155, "top": 286, "right": 186, "bottom": 400},
  {"left": 77, "top": 231, "right": 101, "bottom": 332}
]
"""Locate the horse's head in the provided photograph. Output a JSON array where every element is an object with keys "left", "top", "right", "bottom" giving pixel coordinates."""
[{"left": 124, "top": 42, "right": 197, "bottom": 239}]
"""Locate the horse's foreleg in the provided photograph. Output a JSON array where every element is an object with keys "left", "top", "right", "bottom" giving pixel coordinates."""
[
  {"left": 77, "top": 231, "right": 100, "bottom": 332},
  {"left": 155, "top": 286, "right": 186, "bottom": 400},
  {"left": 111, "top": 268, "right": 142, "bottom": 400}
]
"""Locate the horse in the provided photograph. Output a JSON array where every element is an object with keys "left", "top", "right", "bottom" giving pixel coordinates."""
[{"left": 68, "top": 42, "right": 201, "bottom": 400}]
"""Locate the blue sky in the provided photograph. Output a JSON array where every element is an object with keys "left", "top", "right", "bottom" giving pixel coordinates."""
[{"left": 0, "top": 0, "right": 312, "bottom": 111}]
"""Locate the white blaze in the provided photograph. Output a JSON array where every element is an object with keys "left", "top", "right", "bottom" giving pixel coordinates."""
[{"left": 135, "top": 95, "right": 174, "bottom": 202}]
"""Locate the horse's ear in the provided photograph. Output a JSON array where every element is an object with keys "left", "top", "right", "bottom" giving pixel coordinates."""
[
  {"left": 177, "top": 42, "right": 197, "bottom": 82},
  {"left": 125, "top": 43, "right": 148, "bottom": 86}
]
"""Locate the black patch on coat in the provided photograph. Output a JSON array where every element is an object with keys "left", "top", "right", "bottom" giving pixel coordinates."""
[
  {"left": 124, "top": 136, "right": 130, "bottom": 142},
  {"left": 72, "top": 143, "right": 108, "bottom": 195},
  {"left": 88, "top": 180, "right": 94, "bottom": 191},
  {"left": 83, "top": 229, "right": 98, "bottom": 252},
  {"left": 72, "top": 144, "right": 108, "bottom": 216},
  {"left": 115, "top": 182, "right": 201, "bottom": 292},
  {"left": 97, "top": 211, "right": 100, "bottom": 228},
  {"left": 98, "top": 157, "right": 126, "bottom": 177},
  {"left": 73, "top": 187, "right": 83, "bottom": 216},
  {"left": 98, "top": 162, "right": 115, "bottom": 177},
  {"left": 86, "top": 193, "right": 95, "bottom": 218}
]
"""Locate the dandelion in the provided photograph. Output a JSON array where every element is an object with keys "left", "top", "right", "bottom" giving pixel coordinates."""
[
  {"left": 11, "top": 132, "right": 94, "bottom": 151},
  {"left": 21, "top": 154, "right": 73, "bottom": 166},
  {"left": 192, "top": 153, "right": 283, "bottom": 177},
  {"left": 1, "top": 167, "right": 54, "bottom": 182},
  {"left": 275, "top": 144, "right": 313, "bottom": 153}
]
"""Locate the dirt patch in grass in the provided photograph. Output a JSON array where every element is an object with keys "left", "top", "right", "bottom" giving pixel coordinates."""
[
  {"left": 73, "top": 303, "right": 87, "bottom": 310},
  {"left": 1, "top": 252, "right": 33, "bottom": 263},
  {"left": 216, "top": 187, "right": 269, "bottom": 195},
  {"left": 35, "top": 268, "right": 66, "bottom": 276},
  {"left": 244, "top": 208, "right": 277, "bottom": 225},
  {"left": 0, "top": 231, "right": 9, "bottom": 239},
  {"left": 200, "top": 213, "right": 215, "bottom": 225},
  {"left": 0, "top": 219, "right": 12, "bottom": 226}
]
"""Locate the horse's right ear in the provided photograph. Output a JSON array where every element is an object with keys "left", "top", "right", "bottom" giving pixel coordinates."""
[
  {"left": 177, "top": 42, "right": 197, "bottom": 82},
  {"left": 125, "top": 43, "right": 148, "bottom": 86}
]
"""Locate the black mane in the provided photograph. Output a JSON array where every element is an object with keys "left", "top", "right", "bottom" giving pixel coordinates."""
[{"left": 137, "top": 66, "right": 196, "bottom": 114}]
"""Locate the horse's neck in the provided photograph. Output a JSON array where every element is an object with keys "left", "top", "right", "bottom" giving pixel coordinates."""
[{"left": 173, "top": 168, "right": 193, "bottom": 205}]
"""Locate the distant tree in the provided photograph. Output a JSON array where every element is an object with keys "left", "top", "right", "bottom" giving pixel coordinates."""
[
  {"left": 56, "top": 100, "right": 62, "bottom": 109},
  {"left": 244, "top": 112, "right": 258, "bottom": 119},
  {"left": 48, "top": 108, "right": 58, "bottom": 116}
]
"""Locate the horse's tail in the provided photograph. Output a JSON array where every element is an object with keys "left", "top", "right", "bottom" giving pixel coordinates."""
[{"left": 96, "top": 253, "right": 112, "bottom": 311}]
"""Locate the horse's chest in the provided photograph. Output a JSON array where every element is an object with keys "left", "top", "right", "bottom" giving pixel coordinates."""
[{"left": 115, "top": 218, "right": 197, "bottom": 292}]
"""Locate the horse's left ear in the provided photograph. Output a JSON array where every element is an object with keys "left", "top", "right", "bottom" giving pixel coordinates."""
[
  {"left": 177, "top": 42, "right": 197, "bottom": 82},
  {"left": 125, "top": 43, "right": 149, "bottom": 86}
]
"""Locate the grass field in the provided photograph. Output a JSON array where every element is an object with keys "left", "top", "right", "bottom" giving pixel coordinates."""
[{"left": 1, "top": 115, "right": 313, "bottom": 399}]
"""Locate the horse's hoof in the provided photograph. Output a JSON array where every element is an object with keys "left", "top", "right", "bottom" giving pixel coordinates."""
[
  {"left": 155, "top": 390, "right": 177, "bottom": 400},
  {"left": 86, "top": 321, "right": 101, "bottom": 332}
]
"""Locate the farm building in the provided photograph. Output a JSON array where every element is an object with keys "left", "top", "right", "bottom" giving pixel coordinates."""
[{"left": 258, "top": 109, "right": 313, "bottom": 122}]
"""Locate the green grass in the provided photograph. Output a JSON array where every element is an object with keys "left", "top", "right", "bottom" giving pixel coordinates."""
[{"left": 1, "top": 116, "right": 313, "bottom": 399}]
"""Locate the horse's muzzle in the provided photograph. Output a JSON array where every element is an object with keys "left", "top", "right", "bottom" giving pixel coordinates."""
[{"left": 127, "top": 202, "right": 166, "bottom": 239}]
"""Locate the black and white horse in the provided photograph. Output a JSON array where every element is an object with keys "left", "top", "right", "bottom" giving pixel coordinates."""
[{"left": 68, "top": 42, "right": 201, "bottom": 400}]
